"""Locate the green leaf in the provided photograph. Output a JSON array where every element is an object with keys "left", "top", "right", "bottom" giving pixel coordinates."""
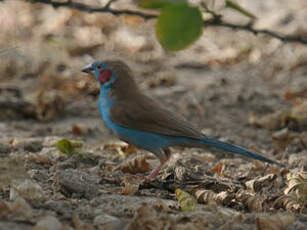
[
  {"left": 56, "top": 139, "right": 83, "bottom": 156},
  {"left": 156, "top": 3, "right": 203, "bottom": 51},
  {"left": 138, "top": 0, "right": 170, "bottom": 9},
  {"left": 175, "top": 188, "right": 197, "bottom": 211},
  {"left": 225, "top": 0, "right": 256, "bottom": 19},
  {"left": 139, "top": 0, "right": 186, "bottom": 9}
]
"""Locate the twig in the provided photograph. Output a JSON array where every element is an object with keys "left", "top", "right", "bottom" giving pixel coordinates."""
[
  {"left": 208, "top": 20, "right": 307, "bottom": 44},
  {"left": 32, "top": 0, "right": 157, "bottom": 19},
  {"left": 104, "top": 0, "right": 118, "bottom": 10},
  {"left": 29, "top": 0, "right": 307, "bottom": 45}
]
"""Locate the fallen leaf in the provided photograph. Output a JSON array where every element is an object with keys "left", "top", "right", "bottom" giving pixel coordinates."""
[
  {"left": 119, "top": 155, "right": 151, "bottom": 174},
  {"left": 104, "top": 142, "right": 137, "bottom": 158},
  {"left": 248, "top": 111, "right": 287, "bottom": 131},
  {"left": 246, "top": 195, "right": 263, "bottom": 212},
  {"left": 236, "top": 189, "right": 263, "bottom": 212},
  {"left": 245, "top": 174, "right": 276, "bottom": 193},
  {"left": 72, "top": 124, "right": 89, "bottom": 136},
  {"left": 175, "top": 188, "right": 197, "bottom": 212},
  {"left": 274, "top": 195, "right": 301, "bottom": 212},
  {"left": 120, "top": 175, "right": 141, "bottom": 195},
  {"left": 55, "top": 139, "right": 83, "bottom": 156},
  {"left": 194, "top": 189, "right": 232, "bottom": 206},
  {"left": 284, "top": 171, "right": 307, "bottom": 204},
  {"left": 211, "top": 162, "right": 225, "bottom": 177}
]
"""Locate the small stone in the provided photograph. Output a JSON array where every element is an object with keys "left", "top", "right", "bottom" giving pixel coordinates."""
[
  {"left": 10, "top": 179, "right": 45, "bottom": 201},
  {"left": 33, "top": 216, "right": 63, "bottom": 230},
  {"left": 94, "top": 214, "right": 123, "bottom": 230}
]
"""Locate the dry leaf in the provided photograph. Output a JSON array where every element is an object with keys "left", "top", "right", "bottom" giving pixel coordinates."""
[
  {"left": 236, "top": 189, "right": 263, "bottom": 212},
  {"left": 246, "top": 196, "right": 263, "bottom": 212},
  {"left": 194, "top": 152, "right": 217, "bottom": 163},
  {"left": 72, "top": 124, "right": 89, "bottom": 136},
  {"left": 119, "top": 155, "right": 151, "bottom": 174},
  {"left": 104, "top": 142, "right": 137, "bottom": 158},
  {"left": 248, "top": 111, "right": 286, "bottom": 131},
  {"left": 120, "top": 175, "right": 141, "bottom": 195},
  {"left": 211, "top": 162, "right": 225, "bottom": 177},
  {"left": 28, "top": 152, "right": 53, "bottom": 165},
  {"left": 284, "top": 88, "right": 307, "bottom": 102},
  {"left": 274, "top": 195, "right": 301, "bottom": 212},
  {"left": 194, "top": 189, "right": 231, "bottom": 206},
  {"left": 256, "top": 213, "right": 294, "bottom": 230},
  {"left": 284, "top": 171, "right": 307, "bottom": 204},
  {"left": 245, "top": 174, "right": 276, "bottom": 193},
  {"left": 175, "top": 188, "right": 197, "bottom": 212}
]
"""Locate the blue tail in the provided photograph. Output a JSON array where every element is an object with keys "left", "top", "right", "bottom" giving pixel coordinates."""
[{"left": 200, "top": 136, "right": 283, "bottom": 166}]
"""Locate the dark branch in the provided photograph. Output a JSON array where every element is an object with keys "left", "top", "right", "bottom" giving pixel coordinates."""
[
  {"left": 208, "top": 20, "right": 307, "bottom": 44},
  {"left": 32, "top": 0, "right": 157, "bottom": 19},
  {"left": 30, "top": 0, "right": 307, "bottom": 45},
  {"left": 104, "top": 0, "right": 118, "bottom": 10}
]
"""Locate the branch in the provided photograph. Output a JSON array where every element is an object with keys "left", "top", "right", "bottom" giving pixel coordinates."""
[
  {"left": 31, "top": 0, "right": 157, "bottom": 19},
  {"left": 208, "top": 20, "right": 307, "bottom": 44},
  {"left": 30, "top": 0, "right": 307, "bottom": 45},
  {"left": 104, "top": 0, "right": 118, "bottom": 10}
]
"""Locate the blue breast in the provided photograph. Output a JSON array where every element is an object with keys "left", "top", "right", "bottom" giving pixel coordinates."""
[{"left": 98, "top": 88, "right": 190, "bottom": 153}]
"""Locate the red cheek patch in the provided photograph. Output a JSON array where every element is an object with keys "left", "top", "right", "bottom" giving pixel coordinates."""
[{"left": 98, "top": 69, "right": 112, "bottom": 84}]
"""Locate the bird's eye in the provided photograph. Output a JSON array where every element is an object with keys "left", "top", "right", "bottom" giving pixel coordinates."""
[{"left": 96, "top": 64, "right": 103, "bottom": 70}]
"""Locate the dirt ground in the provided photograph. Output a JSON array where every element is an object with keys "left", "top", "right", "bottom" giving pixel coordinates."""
[{"left": 0, "top": 0, "right": 307, "bottom": 229}]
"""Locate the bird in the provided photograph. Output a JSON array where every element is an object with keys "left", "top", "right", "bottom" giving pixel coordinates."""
[{"left": 82, "top": 60, "right": 283, "bottom": 179}]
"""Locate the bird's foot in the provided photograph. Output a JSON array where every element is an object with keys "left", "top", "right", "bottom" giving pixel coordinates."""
[
  {"left": 127, "top": 168, "right": 162, "bottom": 181},
  {"left": 145, "top": 162, "right": 165, "bottom": 180},
  {"left": 145, "top": 150, "right": 170, "bottom": 180}
]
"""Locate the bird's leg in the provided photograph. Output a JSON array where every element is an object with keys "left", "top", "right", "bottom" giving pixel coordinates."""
[{"left": 146, "top": 148, "right": 171, "bottom": 179}]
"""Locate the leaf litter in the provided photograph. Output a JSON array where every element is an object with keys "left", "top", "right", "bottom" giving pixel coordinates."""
[{"left": 0, "top": 0, "right": 307, "bottom": 229}]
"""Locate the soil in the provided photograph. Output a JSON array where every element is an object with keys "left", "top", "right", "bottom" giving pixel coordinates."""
[{"left": 0, "top": 0, "right": 306, "bottom": 229}]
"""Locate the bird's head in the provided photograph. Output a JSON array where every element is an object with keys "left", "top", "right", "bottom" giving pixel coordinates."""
[
  {"left": 82, "top": 61, "right": 115, "bottom": 88},
  {"left": 82, "top": 60, "right": 139, "bottom": 97}
]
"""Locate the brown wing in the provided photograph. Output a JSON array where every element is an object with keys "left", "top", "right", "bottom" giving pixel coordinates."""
[{"left": 110, "top": 94, "right": 203, "bottom": 140}]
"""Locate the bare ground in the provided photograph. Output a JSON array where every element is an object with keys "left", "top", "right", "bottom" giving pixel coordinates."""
[{"left": 0, "top": 0, "right": 306, "bottom": 229}]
